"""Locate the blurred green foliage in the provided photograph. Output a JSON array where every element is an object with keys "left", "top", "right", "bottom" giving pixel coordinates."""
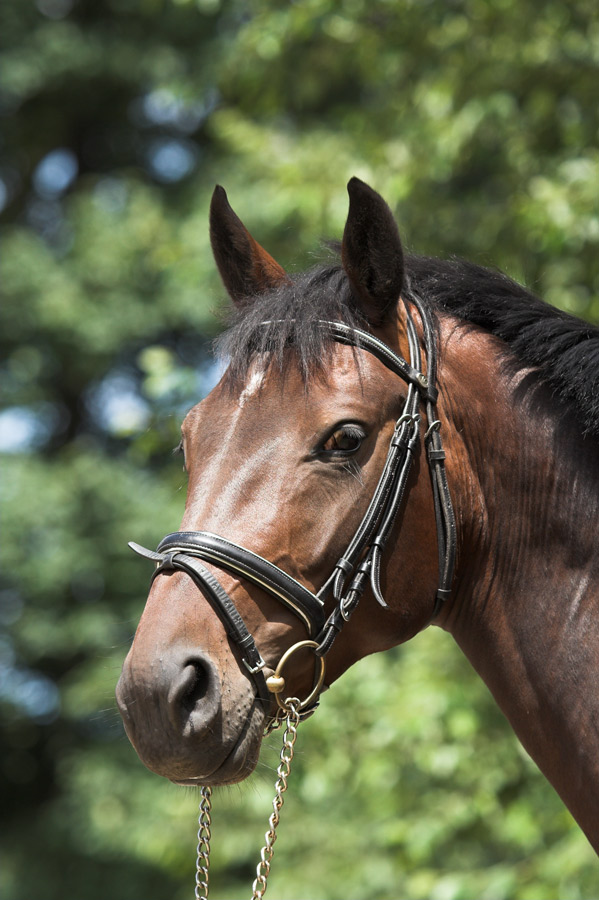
[{"left": 2, "top": 0, "right": 599, "bottom": 897}]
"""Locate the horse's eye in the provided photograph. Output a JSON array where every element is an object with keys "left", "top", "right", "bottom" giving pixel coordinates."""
[
  {"left": 173, "top": 439, "right": 186, "bottom": 472},
  {"left": 322, "top": 425, "right": 365, "bottom": 455}
]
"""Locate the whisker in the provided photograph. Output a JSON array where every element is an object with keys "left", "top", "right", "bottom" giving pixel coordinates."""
[{"left": 341, "top": 458, "right": 364, "bottom": 486}]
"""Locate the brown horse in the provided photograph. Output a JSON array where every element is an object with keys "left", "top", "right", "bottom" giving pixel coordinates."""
[{"left": 117, "top": 178, "right": 599, "bottom": 852}]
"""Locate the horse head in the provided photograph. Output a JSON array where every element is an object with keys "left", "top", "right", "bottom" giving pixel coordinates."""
[{"left": 116, "top": 179, "right": 452, "bottom": 785}]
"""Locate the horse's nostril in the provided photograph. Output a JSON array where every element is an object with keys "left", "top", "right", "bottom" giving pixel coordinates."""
[
  {"left": 179, "top": 660, "right": 210, "bottom": 713},
  {"left": 165, "top": 656, "right": 215, "bottom": 731}
]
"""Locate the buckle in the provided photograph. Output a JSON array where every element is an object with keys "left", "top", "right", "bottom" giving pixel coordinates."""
[{"left": 243, "top": 653, "right": 266, "bottom": 675}]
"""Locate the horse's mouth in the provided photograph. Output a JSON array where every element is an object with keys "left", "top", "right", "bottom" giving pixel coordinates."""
[{"left": 167, "top": 696, "right": 267, "bottom": 787}]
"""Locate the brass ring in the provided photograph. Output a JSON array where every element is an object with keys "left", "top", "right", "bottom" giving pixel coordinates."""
[{"left": 266, "top": 640, "right": 326, "bottom": 711}]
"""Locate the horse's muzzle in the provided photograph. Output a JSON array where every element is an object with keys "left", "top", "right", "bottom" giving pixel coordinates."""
[{"left": 115, "top": 645, "right": 261, "bottom": 783}]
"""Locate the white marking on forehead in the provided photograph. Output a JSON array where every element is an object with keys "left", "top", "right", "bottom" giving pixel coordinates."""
[{"left": 238, "top": 363, "right": 267, "bottom": 407}]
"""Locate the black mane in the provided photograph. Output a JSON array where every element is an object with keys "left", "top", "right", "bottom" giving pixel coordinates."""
[
  {"left": 216, "top": 254, "right": 599, "bottom": 439},
  {"left": 406, "top": 254, "right": 599, "bottom": 439}
]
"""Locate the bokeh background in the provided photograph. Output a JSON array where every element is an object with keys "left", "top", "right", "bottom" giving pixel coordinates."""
[{"left": 2, "top": 1, "right": 599, "bottom": 898}]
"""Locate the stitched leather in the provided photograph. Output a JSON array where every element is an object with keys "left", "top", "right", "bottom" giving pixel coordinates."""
[{"left": 157, "top": 532, "right": 325, "bottom": 636}]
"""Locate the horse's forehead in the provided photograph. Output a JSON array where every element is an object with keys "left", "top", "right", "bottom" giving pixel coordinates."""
[{"left": 185, "top": 343, "right": 390, "bottom": 432}]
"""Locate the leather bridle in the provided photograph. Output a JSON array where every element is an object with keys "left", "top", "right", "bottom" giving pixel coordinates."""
[{"left": 129, "top": 293, "right": 456, "bottom": 721}]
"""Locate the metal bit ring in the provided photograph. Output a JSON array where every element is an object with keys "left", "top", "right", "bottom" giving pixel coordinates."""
[{"left": 266, "top": 640, "right": 326, "bottom": 710}]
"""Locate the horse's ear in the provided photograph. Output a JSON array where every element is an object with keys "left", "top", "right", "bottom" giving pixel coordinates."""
[
  {"left": 341, "top": 177, "right": 404, "bottom": 325},
  {"left": 209, "top": 186, "right": 288, "bottom": 305}
]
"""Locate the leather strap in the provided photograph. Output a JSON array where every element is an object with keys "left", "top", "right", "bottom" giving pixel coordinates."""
[
  {"left": 129, "top": 542, "right": 270, "bottom": 703},
  {"left": 156, "top": 532, "right": 325, "bottom": 636},
  {"left": 322, "top": 321, "right": 438, "bottom": 403}
]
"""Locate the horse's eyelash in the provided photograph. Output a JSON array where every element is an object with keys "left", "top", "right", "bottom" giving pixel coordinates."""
[
  {"left": 173, "top": 440, "right": 187, "bottom": 472},
  {"left": 341, "top": 424, "right": 366, "bottom": 440}
]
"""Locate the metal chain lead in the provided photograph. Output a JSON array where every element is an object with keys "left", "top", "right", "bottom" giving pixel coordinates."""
[
  {"left": 193, "top": 699, "right": 301, "bottom": 900},
  {"left": 251, "top": 698, "right": 301, "bottom": 900},
  {"left": 195, "top": 785, "right": 213, "bottom": 900}
]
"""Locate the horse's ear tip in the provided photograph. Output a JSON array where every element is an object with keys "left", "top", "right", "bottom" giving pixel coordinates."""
[
  {"left": 347, "top": 177, "right": 382, "bottom": 206},
  {"left": 347, "top": 176, "right": 368, "bottom": 194},
  {"left": 211, "top": 184, "right": 229, "bottom": 208}
]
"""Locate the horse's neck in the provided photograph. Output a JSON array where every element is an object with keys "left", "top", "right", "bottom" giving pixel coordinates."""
[{"left": 439, "top": 324, "right": 599, "bottom": 848}]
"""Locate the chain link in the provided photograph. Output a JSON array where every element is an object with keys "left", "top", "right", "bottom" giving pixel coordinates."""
[
  {"left": 263, "top": 705, "right": 286, "bottom": 736},
  {"left": 194, "top": 785, "right": 213, "bottom": 900},
  {"left": 193, "top": 698, "right": 301, "bottom": 900},
  {"left": 251, "top": 698, "right": 301, "bottom": 900}
]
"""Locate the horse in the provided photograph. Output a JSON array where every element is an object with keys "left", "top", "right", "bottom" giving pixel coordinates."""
[{"left": 116, "top": 177, "right": 599, "bottom": 854}]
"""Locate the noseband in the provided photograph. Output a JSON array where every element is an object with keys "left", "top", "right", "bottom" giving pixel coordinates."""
[{"left": 129, "top": 295, "right": 456, "bottom": 720}]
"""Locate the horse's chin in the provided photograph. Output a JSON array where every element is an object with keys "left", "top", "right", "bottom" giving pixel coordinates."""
[{"left": 165, "top": 700, "right": 266, "bottom": 787}]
